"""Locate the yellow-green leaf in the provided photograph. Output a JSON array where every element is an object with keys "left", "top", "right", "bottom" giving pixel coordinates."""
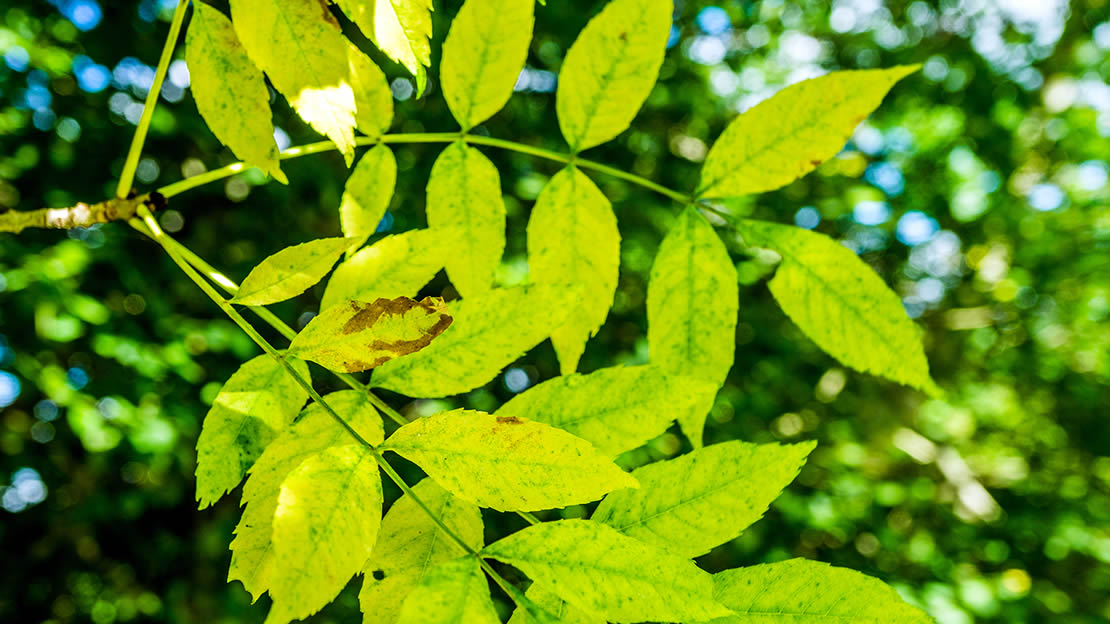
[
  {"left": 230, "top": 237, "right": 352, "bottom": 306},
  {"left": 527, "top": 167, "right": 618, "bottom": 374},
  {"left": 647, "top": 206, "right": 738, "bottom": 446},
  {"left": 697, "top": 66, "right": 918, "bottom": 199},
  {"left": 441, "top": 0, "right": 534, "bottom": 129},
  {"left": 381, "top": 410, "right": 637, "bottom": 512},
  {"left": 739, "top": 220, "right": 938, "bottom": 394},
  {"left": 426, "top": 142, "right": 505, "bottom": 297},
  {"left": 288, "top": 296, "right": 452, "bottom": 373},
  {"left": 495, "top": 365, "right": 717, "bottom": 458},
  {"left": 195, "top": 354, "right": 310, "bottom": 509},
  {"left": 341, "top": 145, "right": 397, "bottom": 251},
  {"left": 360, "top": 479, "right": 484, "bottom": 624},
  {"left": 396, "top": 557, "right": 500, "bottom": 624},
  {"left": 185, "top": 2, "right": 286, "bottom": 183},
  {"left": 556, "top": 0, "right": 672, "bottom": 150},
  {"left": 337, "top": 0, "right": 434, "bottom": 94},
  {"left": 711, "top": 558, "right": 934, "bottom": 623},
  {"left": 347, "top": 44, "right": 395, "bottom": 138},
  {"left": 592, "top": 440, "right": 814, "bottom": 557},
  {"left": 482, "top": 519, "right": 731, "bottom": 623},
  {"left": 508, "top": 586, "right": 600, "bottom": 624},
  {"left": 371, "top": 285, "right": 575, "bottom": 398},
  {"left": 321, "top": 228, "right": 452, "bottom": 312}
]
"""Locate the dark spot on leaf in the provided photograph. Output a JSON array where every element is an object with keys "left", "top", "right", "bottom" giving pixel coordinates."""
[
  {"left": 619, "top": 32, "right": 627, "bottom": 41},
  {"left": 496, "top": 416, "right": 524, "bottom": 425},
  {"left": 810, "top": 160, "right": 822, "bottom": 167},
  {"left": 371, "top": 569, "right": 386, "bottom": 581}
]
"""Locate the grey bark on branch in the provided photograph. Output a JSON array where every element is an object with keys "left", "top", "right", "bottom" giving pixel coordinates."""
[{"left": 0, "top": 192, "right": 165, "bottom": 235}]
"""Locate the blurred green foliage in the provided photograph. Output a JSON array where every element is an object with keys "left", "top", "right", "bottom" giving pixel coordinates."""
[{"left": 1, "top": 0, "right": 1108, "bottom": 623}]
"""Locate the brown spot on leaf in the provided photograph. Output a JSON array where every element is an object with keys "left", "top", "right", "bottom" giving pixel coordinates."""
[
  {"left": 810, "top": 160, "right": 822, "bottom": 167},
  {"left": 496, "top": 416, "right": 524, "bottom": 425},
  {"left": 340, "top": 296, "right": 449, "bottom": 336}
]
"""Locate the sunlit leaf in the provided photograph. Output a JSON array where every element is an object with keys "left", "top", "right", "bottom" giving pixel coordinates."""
[
  {"left": 341, "top": 145, "right": 397, "bottom": 252},
  {"left": 395, "top": 557, "right": 500, "bottom": 624},
  {"left": 336, "top": 0, "right": 434, "bottom": 94},
  {"left": 321, "top": 228, "right": 452, "bottom": 312},
  {"left": 230, "top": 237, "right": 351, "bottom": 306},
  {"left": 508, "top": 586, "right": 600, "bottom": 624}
]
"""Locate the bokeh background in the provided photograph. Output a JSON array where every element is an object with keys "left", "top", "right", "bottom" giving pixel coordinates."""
[{"left": 1, "top": 0, "right": 1108, "bottom": 622}]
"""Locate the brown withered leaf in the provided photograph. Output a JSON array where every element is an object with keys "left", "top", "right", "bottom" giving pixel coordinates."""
[{"left": 288, "top": 296, "right": 452, "bottom": 373}]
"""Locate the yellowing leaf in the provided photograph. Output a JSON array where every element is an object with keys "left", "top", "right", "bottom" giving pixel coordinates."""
[
  {"left": 697, "top": 66, "right": 918, "bottom": 199},
  {"left": 288, "top": 296, "right": 452, "bottom": 373},
  {"left": 592, "top": 440, "right": 814, "bottom": 558},
  {"left": 195, "top": 354, "right": 310, "bottom": 509},
  {"left": 371, "top": 285, "right": 575, "bottom": 398},
  {"left": 527, "top": 167, "right": 619, "bottom": 374},
  {"left": 321, "top": 228, "right": 452, "bottom": 312},
  {"left": 739, "top": 220, "right": 938, "bottom": 394},
  {"left": 381, "top": 410, "right": 637, "bottom": 512},
  {"left": 482, "top": 519, "right": 731, "bottom": 623},
  {"left": 347, "top": 44, "right": 395, "bottom": 138},
  {"left": 426, "top": 142, "right": 505, "bottom": 297},
  {"left": 360, "top": 479, "right": 484, "bottom": 624},
  {"left": 341, "top": 145, "right": 397, "bottom": 251},
  {"left": 495, "top": 365, "right": 717, "bottom": 457},
  {"left": 230, "top": 237, "right": 352, "bottom": 306},
  {"left": 712, "top": 558, "right": 934, "bottom": 623},
  {"left": 337, "top": 0, "right": 434, "bottom": 94},
  {"left": 508, "top": 586, "right": 601, "bottom": 624},
  {"left": 396, "top": 557, "right": 500, "bottom": 624},
  {"left": 647, "top": 207, "right": 738, "bottom": 446},
  {"left": 556, "top": 0, "right": 672, "bottom": 150},
  {"left": 440, "top": 0, "right": 534, "bottom": 129},
  {"left": 186, "top": 2, "right": 286, "bottom": 183}
]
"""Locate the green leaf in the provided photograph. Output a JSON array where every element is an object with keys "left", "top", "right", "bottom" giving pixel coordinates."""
[
  {"left": 360, "top": 479, "right": 484, "bottom": 624},
  {"left": 482, "top": 519, "right": 731, "bottom": 623},
  {"left": 740, "top": 220, "right": 938, "bottom": 394},
  {"left": 194, "top": 354, "right": 310, "bottom": 509},
  {"left": 288, "top": 296, "right": 452, "bottom": 373},
  {"left": 495, "top": 365, "right": 717, "bottom": 457},
  {"left": 555, "top": 0, "right": 672, "bottom": 150},
  {"left": 697, "top": 66, "right": 918, "bottom": 199},
  {"left": 371, "top": 284, "right": 575, "bottom": 397},
  {"left": 440, "top": 0, "right": 534, "bottom": 129},
  {"left": 508, "top": 586, "right": 600, "bottom": 624},
  {"left": 336, "top": 0, "right": 434, "bottom": 94},
  {"left": 592, "top": 440, "right": 814, "bottom": 558},
  {"left": 341, "top": 145, "right": 397, "bottom": 251},
  {"left": 381, "top": 410, "right": 637, "bottom": 512},
  {"left": 527, "top": 167, "right": 619, "bottom": 374},
  {"left": 711, "top": 558, "right": 934, "bottom": 623},
  {"left": 230, "top": 237, "right": 352, "bottom": 306},
  {"left": 395, "top": 557, "right": 500, "bottom": 624},
  {"left": 347, "top": 45, "right": 395, "bottom": 138},
  {"left": 321, "top": 228, "right": 451, "bottom": 312},
  {"left": 426, "top": 142, "right": 506, "bottom": 297},
  {"left": 647, "top": 206, "right": 738, "bottom": 446},
  {"left": 185, "top": 2, "right": 286, "bottom": 183}
]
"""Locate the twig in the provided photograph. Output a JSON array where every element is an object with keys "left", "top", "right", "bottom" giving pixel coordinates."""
[{"left": 0, "top": 192, "right": 165, "bottom": 234}]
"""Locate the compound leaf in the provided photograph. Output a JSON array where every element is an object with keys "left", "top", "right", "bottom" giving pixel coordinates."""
[
  {"left": 740, "top": 220, "right": 938, "bottom": 394},
  {"left": 381, "top": 410, "right": 637, "bottom": 512},
  {"left": 592, "top": 440, "right": 815, "bottom": 558},
  {"left": 337, "top": 0, "right": 434, "bottom": 94},
  {"left": 482, "top": 519, "right": 731, "bottom": 623},
  {"left": 396, "top": 557, "right": 500, "bottom": 624},
  {"left": 527, "top": 167, "right": 619, "bottom": 374},
  {"left": 697, "top": 66, "right": 918, "bottom": 199},
  {"left": 321, "top": 228, "right": 452, "bottom": 312},
  {"left": 441, "top": 0, "right": 534, "bottom": 129},
  {"left": 186, "top": 2, "right": 285, "bottom": 183},
  {"left": 341, "top": 145, "right": 397, "bottom": 251},
  {"left": 195, "top": 354, "right": 310, "bottom": 509},
  {"left": 556, "top": 0, "right": 672, "bottom": 150},
  {"left": 508, "top": 586, "right": 601, "bottom": 624},
  {"left": 231, "top": 237, "right": 352, "bottom": 306}
]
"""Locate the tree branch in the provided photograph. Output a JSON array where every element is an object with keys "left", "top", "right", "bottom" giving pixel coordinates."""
[{"left": 0, "top": 192, "right": 164, "bottom": 234}]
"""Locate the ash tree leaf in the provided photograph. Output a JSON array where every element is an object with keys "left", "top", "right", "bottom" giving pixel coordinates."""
[
  {"left": 740, "top": 220, "right": 938, "bottom": 394},
  {"left": 230, "top": 237, "right": 352, "bottom": 306},
  {"left": 527, "top": 167, "right": 619, "bottom": 374},
  {"left": 440, "top": 0, "right": 534, "bottom": 130},
  {"left": 288, "top": 296, "right": 452, "bottom": 373},
  {"left": 370, "top": 284, "right": 576, "bottom": 398},
  {"left": 186, "top": 2, "right": 286, "bottom": 183},
  {"left": 697, "top": 66, "right": 919, "bottom": 199},
  {"left": 360, "top": 479, "right": 484, "bottom": 624},
  {"left": 195, "top": 354, "right": 310, "bottom": 509},
  {"left": 380, "top": 409, "right": 637, "bottom": 512},
  {"left": 426, "top": 142, "right": 506, "bottom": 297},
  {"left": 231, "top": 391, "right": 384, "bottom": 602},
  {"left": 336, "top": 0, "right": 434, "bottom": 95},
  {"left": 592, "top": 440, "right": 815, "bottom": 558},
  {"left": 341, "top": 145, "right": 397, "bottom": 252},
  {"left": 482, "top": 519, "right": 732, "bottom": 623},
  {"left": 347, "top": 44, "right": 395, "bottom": 138},
  {"left": 647, "top": 206, "right": 738, "bottom": 446},
  {"left": 395, "top": 557, "right": 500, "bottom": 624},
  {"left": 556, "top": 0, "right": 672, "bottom": 151},
  {"left": 508, "top": 586, "right": 600, "bottom": 624},
  {"left": 711, "top": 558, "right": 934, "bottom": 623},
  {"left": 495, "top": 365, "right": 717, "bottom": 458},
  {"left": 321, "top": 228, "right": 453, "bottom": 312}
]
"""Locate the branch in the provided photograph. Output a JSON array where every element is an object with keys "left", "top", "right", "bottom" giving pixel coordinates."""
[{"left": 0, "top": 192, "right": 165, "bottom": 235}]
